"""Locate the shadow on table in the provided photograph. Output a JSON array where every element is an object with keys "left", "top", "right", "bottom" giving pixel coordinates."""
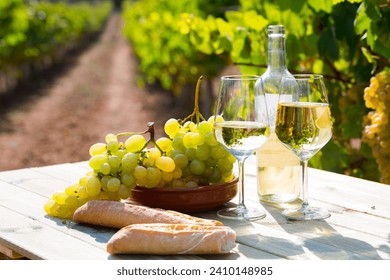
[
  {"left": 46, "top": 214, "right": 115, "bottom": 244},
  {"left": 260, "top": 203, "right": 385, "bottom": 260},
  {"left": 217, "top": 218, "right": 306, "bottom": 259}
]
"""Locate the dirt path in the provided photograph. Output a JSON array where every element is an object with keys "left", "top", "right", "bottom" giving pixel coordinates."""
[{"left": 0, "top": 13, "right": 184, "bottom": 171}]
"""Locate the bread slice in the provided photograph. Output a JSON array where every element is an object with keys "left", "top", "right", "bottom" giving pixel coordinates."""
[
  {"left": 73, "top": 200, "right": 223, "bottom": 228},
  {"left": 106, "top": 223, "right": 236, "bottom": 255}
]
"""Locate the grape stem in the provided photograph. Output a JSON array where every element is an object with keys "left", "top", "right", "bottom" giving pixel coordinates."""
[
  {"left": 181, "top": 76, "right": 206, "bottom": 124},
  {"left": 116, "top": 122, "right": 164, "bottom": 155}
]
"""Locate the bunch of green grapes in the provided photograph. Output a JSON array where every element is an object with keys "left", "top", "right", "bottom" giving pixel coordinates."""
[
  {"left": 363, "top": 69, "right": 390, "bottom": 184},
  {"left": 44, "top": 117, "right": 236, "bottom": 219}
]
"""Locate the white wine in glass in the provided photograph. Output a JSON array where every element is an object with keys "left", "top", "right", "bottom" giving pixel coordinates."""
[
  {"left": 275, "top": 74, "right": 332, "bottom": 220},
  {"left": 214, "top": 75, "right": 270, "bottom": 220}
]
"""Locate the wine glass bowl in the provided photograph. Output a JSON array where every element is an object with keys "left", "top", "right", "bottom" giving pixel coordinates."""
[
  {"left": 275, "top": 74, "right": 332, "bottom": 220},
  {"left": 214, "top": 75, "right": 270, "bottom": 220}
]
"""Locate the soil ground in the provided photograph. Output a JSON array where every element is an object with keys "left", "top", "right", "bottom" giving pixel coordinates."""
[{"left": 0, "top": 13, "right": 186, "bottom": 171}]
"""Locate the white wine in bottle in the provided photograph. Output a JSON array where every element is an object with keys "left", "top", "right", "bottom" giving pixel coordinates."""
[{"left": 256, "top": 25, "right": 300, "bottom": 205}]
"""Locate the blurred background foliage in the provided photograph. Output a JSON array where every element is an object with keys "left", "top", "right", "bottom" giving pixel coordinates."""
[
  {"left": 0, "top": 0, "right": 111, "bottom": 91},
  {"left": 122, "top": 0, "right": 390, "bottom": 183},
  {"left": 1, "top": 0, "right": 389, "bottom": 184}
]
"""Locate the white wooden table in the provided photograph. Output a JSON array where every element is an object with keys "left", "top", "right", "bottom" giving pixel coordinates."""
[{"left": 0, "top": 156, "right": 389, "bottom": 260}]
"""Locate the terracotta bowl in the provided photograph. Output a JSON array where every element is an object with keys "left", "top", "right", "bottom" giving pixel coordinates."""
[{"left": 130, "top": 178, "right": 238, "bottom": 213}]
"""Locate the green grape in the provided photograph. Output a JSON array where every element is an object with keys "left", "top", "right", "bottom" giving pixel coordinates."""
[
  {"left": 121, "top": 173, "right": 136, "bottom": 187},
  {"left": 108, "top": 155, "right": 121, "bottom": 169},
  {"left": 52, "top": 192, "right": 67, "bottom": 205},
  {"left": 65, "top": 184, "right": 79, "bottom": 196},
  {"left": 100, "top": 175, "right": 111, "bottom": 191},
  {"left": 145, "top": 167, "right": 162, "bottom": 188},
  {"left": 196, "top": 144, "right": 210, "bottom": 160},
  {"left": 205, "top": 157, "right": 218, "bottom": 167},
  {"left": 217, "top": 158, "right": 233, "bottom": 173},
  {"left": 79, "top": 176, "right": 88, "bottom": 186},
  {"left": 107, "top": 140, "right": 119, "bottom": 153},
  {"left": 77, "top": 185, "right": 88, "bottom": 199},
  {"left": 209, "top": 115, "right": 224, "bottom": 124},
  {"left": 185, "top": 181, "right": 198, "bottom": 188},
  {"left": 164, "top": 118, "right": 180, "bottom": 138},
  {"left": 227, "top": 153, "right": 236, "bottom": 164},
  {"left": 115, "top": 148, "right": 127, "bottom": 160},
  {"left": 156, "top": 137, "right": 172, "bottom": 152},
  {"left": 210, "top": 144, "right": 227, "bottom": 159},
  {"left": 142, "top": 156, "right": 155, "bottom": 167},
  {"left": 44, "top": 199, "right": 57, "bottom": 215},
  {"left": 89, "top": 154, "right": 108, "bottom": 170},
  {"left": 107, "top": 177, "right": 121, "bottom": 192},
  {"left": 121, "top": 152, "right": 138, "bottom": 171},
  {"left": 125, "top": 135, "right": 146, "bottom": 152},
  {"left": 86, "top": 176, "right": 101, "bottom": 197},
  {"left": 189, "top": 159, "right": 206, "bottom": 175},
  {"left": 172, "top": 166, "right": 183, "bottom": 179},
  {"left": 172, "top": 178, "right": 186, "bottom": 188},
  {"left": 209, "top": 168, "right": 222, "bottom": 183},
  {"left": 55, "top": 205, "right": 72, "bottom": 219},
  {"left": 185, "top": 148, "right": 197, "bottom": 161},
  {"left": 136, "top": 177, "right": 147, "bottom": 187},
  {"left": 148, "top": 147, "right": 161, "bottom": 159},
  {"left": 205, "top": 131, "right": 219, "bottom": 146},
  {"left": 64, "top": 194, "right": 79, "bottom": 208},
  {"left": 134, "top": 165, "right": 147, "bottom": 179},
  {"left": 117, "top": 184, "right": 131, "bottom": 199},
  {"left": 182, "top": 121, "right": 196, "bottom": 133},
  {"left": 100, "top": 162, "right": 111, "bottom": 175},
  {"left": 162, "top": 171, "right": 173, "bottom": 182},
  {"left": 192, "top": 132, "right": 205, "bottom": 146},
  {"left": 181, "top": 166, "right": 191, "bottom": 178},
  {"left": 89, "top": 143, "right": 107, "bottom": 156},
  {"left": 174, "top": 154, "right": 189, "bottom": 168},
  {"left": 155, "top": 156, "right": 175, "bottom": 172},
  {"left": 197, "top": 121, "right": 214, "bottom": 136},
  {"left": 169, "top": 149, "right": 183, "bottom": 159},
  {"left": 172, "top": 135, "right": 185, "bottom": 150},
  {"left": 105, "top": 133, "right": 117, "bottom": 143},
  {"left": 183, "top": 132, "right": 197, "bottom": 149}
]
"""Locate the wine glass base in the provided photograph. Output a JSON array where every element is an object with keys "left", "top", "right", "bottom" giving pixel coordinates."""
[
  {"left": 282, "top": 206, "right": 330, "bottom": 221},
  {"left": 217, "top": 206, "right": 266, "bottom": 221}
]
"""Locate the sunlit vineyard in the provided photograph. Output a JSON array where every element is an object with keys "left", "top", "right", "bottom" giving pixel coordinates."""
[
  {"left": 122, "top": 0, "right": 390, "bottom": 184},
  {"left": 0, "top": 0, "right": 112, "bottom": 94},
  {"left": 1, "top": 0, "right": 389, "bottom": 184}
]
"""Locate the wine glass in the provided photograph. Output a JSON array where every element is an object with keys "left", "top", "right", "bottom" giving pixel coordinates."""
[
  {"left": 275, "top": 74, "right": 333, "bottom": 220},
  {"left": 214, "top": 75, "right": 270, "bottom": 220}
]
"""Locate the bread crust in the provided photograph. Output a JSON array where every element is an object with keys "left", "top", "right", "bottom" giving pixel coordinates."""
[
  {"left": 106, "top": 223, "right": 236, "bottom": 254},
  {"left": 73, "top": 200, "right": 223, "bottom": 228}
]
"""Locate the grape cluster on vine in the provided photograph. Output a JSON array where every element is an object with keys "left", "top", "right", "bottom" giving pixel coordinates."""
[{"left": 363, "top": 69, "right": 390, "bottom": 184}]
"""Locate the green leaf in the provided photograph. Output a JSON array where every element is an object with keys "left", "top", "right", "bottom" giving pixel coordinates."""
[
  {"left": 354, "top": 3, "right": 371, "bottom": 35},
  {"left": 308, "top": 0, "right": 333, "bottom": 13},
  {"left": 277, "top": 0, "right": 306, "bottom": 13},
  {"left": 318, "top": 28, "right": 339, "bottom": 59}
]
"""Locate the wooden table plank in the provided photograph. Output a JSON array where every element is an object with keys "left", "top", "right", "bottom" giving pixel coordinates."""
[
  {"left": 0, "top": 157, "right": 389, "bottom": 260},
  {"left": 0, "top": 180, "right": 280, "bottom": 260}
]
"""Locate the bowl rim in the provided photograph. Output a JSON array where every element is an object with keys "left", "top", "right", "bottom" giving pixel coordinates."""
[{"left": 131, "top": 177, "right": 238, "bottom": 193}]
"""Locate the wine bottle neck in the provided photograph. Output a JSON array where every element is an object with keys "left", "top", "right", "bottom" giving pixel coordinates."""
[{"left": 267, "top": 34, "right": 287, "bottom": 71}]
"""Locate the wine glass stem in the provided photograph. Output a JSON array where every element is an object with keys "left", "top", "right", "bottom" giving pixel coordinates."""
[
  {"left": 237, "top": 159, "right": 246, "bottom": 209},
  {"left": 301, "top": 160, "right": 309, "bottom": 209}
]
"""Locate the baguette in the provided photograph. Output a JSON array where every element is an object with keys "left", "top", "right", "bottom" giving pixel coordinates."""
[
  {"left": 73, "top": 200, "right": 223, "bottom": 228},
  {"left": 106, "top": 223, "right": 236, "bottom": 255}
]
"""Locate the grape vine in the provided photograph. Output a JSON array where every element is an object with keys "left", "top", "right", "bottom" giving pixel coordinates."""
[
  {"left": 121, "top": 0, "right": 390, "bottom": 183},
  {"left": 363, "top": 69, "right": 390, "bottom": 184}
]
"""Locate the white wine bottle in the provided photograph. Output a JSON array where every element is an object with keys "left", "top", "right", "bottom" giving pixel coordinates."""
[{"left": 256, "top": 25, "right": 300, "bottom": 205}]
